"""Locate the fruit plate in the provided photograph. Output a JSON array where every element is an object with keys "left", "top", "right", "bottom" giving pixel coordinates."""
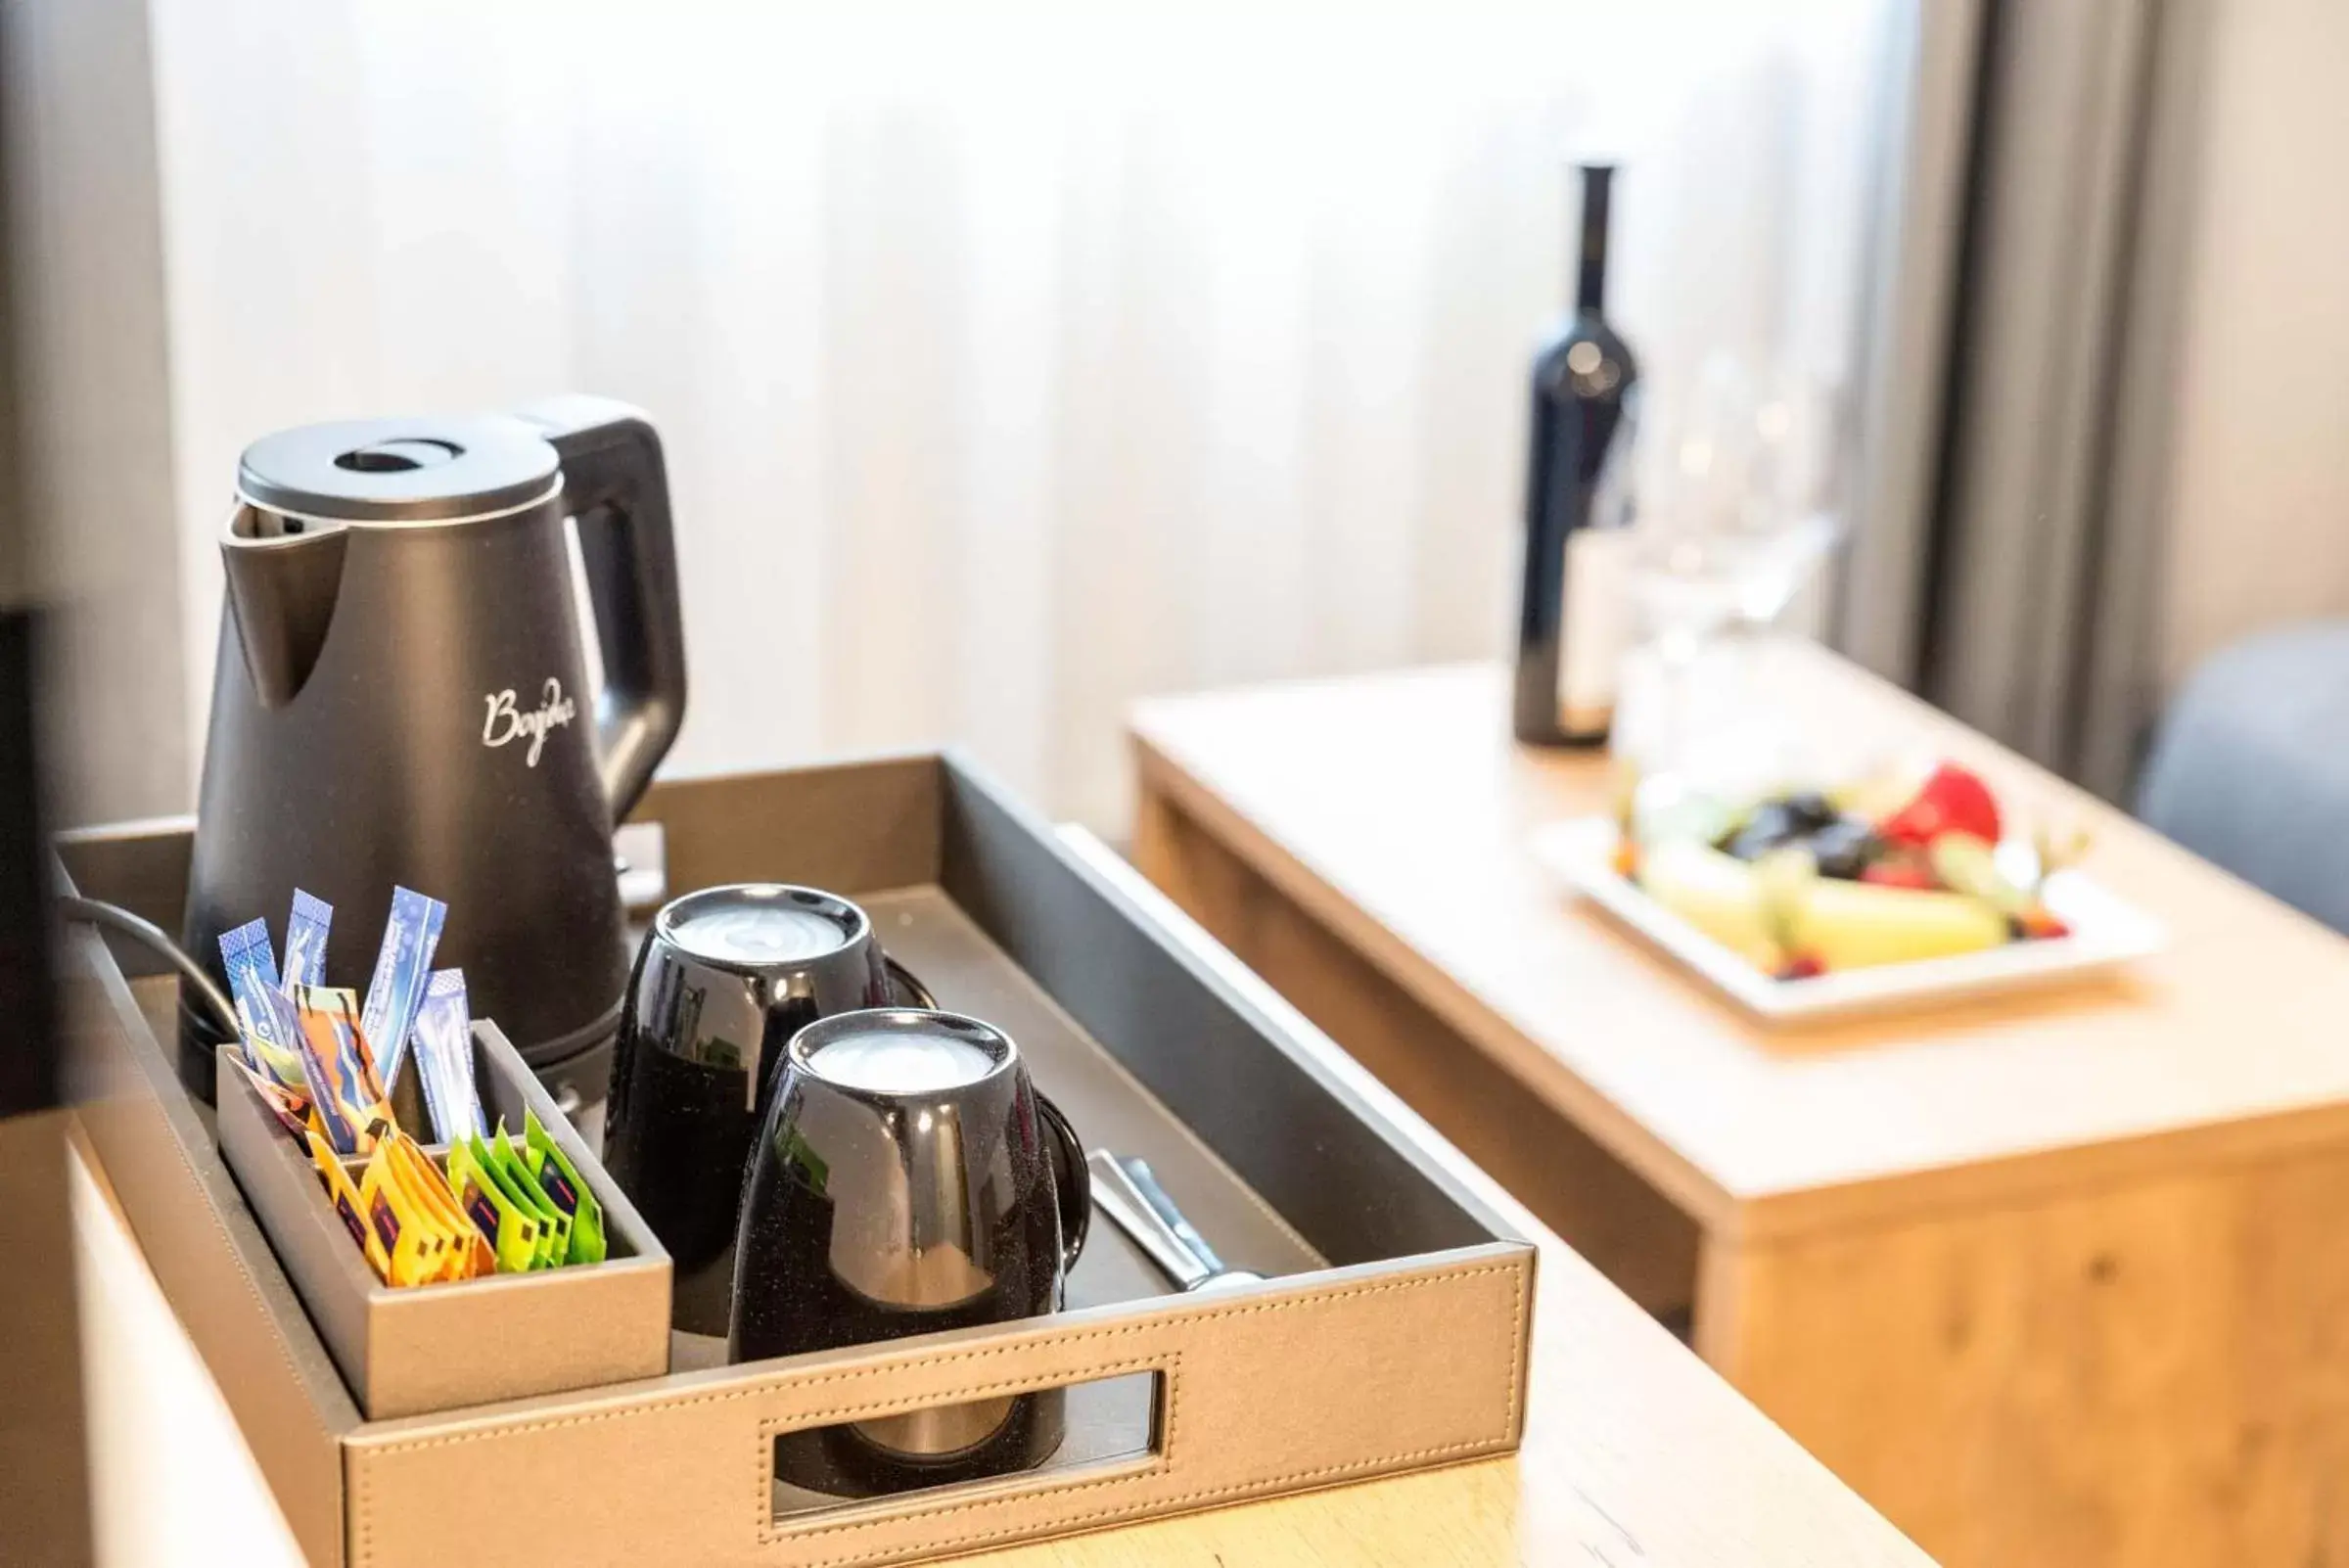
[{"left": 1530, "top": 816, "right": 2167, "bottom": 1023}]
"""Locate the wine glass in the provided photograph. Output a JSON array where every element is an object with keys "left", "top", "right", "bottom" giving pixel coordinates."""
[{"left": 1614, "top": 356, "right": 1840, "bottom": 809}]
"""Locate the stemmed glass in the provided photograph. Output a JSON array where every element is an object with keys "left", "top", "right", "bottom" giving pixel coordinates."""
[{"left": 1614, "top": 356, "right": 1840, "bottom": 813}]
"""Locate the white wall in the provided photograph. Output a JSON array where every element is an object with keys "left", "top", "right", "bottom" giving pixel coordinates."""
[{"left": 2158, "top": 0, "right": 2349, "bottom": 687}]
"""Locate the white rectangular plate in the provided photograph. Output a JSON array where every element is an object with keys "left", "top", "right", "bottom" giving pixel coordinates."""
[{"left": 1530, "top": 816, "right": 2167, "bottom": 1023}]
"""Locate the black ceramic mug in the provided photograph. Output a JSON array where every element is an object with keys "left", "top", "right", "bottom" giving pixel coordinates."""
[
  {"left": 732, "top": 1008, "right": 1090, "bottom": 1496},
  {"left": 604, "top": 885, "right": 936, "bottom": 1335}
]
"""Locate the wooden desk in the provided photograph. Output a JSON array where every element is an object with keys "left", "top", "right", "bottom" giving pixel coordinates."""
[
  {"left": 1128, "top": 648, "right": 2349, "bottom": 1568},
  {"left": 70, "top": 837, "right": 1929, "bottom": 1568}
]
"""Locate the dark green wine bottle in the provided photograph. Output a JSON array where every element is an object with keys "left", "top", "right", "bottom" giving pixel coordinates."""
[{"left": 1513, "top": 162, "right": 1639, "bottom": 746}]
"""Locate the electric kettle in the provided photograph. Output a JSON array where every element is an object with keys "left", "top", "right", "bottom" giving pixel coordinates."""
[{"left": 179, "top": 395, "right": 686, "bottom": 1125}]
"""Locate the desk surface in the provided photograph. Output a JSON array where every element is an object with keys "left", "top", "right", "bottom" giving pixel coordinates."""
[
  {"left": 1130, "top": 647, "right": 2349, "bottom": 1239},
  {"left": 75, "top": 836, "right": 1930, "bottom": 1568}
]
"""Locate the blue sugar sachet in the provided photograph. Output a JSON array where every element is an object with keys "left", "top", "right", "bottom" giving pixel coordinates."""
[
  {"left": 282, "top": 890, "right": 333, "bottom": 993},
  {"left": 412, "top": 968, "right": 484, "bottom": 1143},
  {"left": 219, "top": 918, "right": 293, "bottom": 1081},
  {"left": 361, "top": 887, "right": 446, "bottom": 1091}
]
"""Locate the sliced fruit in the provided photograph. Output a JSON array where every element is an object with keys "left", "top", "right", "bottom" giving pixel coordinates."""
[
  {"left": 1785, "top": 876, "right": 2009, "bottom": 971},
  {"left": 1805, "top": 815, "right": 1882, "bottom": 880},
  {"left": 2016, "top": 908, "right": 2072, "bottom": 941},
  {"left": 1859, "top": 853, "right": 1937, "bottom": 891},
  {"left": 1928, "top": 832, "right": 2031, "bottom": 915},
  {"left": 1723, "top": 792, "right": 1838, "bottom": 861},
  {"left": 1636, "top": 840, "right": 1781, "bottom": 971},
  {"left": 1878, "top": 761, "right": 2003, "bottom": 848}
]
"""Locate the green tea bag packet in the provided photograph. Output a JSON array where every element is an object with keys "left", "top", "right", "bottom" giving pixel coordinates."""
[
  {"left": 489, "top": 1124, "right": 571, "bottom": 1269},
  {"left": 446, "top": 1136, "right": 539, "bottom": 1274},
  {"left": 523, "top": 1110, "right": 607, "bottom": 1266}
]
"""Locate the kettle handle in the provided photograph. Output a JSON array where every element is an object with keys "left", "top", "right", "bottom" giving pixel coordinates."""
[{"left": 515, "top": 395, "right": 688, "bottom": 822}]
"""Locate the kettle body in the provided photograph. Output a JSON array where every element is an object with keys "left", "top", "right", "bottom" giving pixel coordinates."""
[{"left": 180, "top": 396, "right": 686, "bottom": 1109}]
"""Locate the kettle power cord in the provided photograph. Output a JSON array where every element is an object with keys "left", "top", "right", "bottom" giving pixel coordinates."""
[{"left": 57, "top": 894, "right": 242, "bottom": 1043}]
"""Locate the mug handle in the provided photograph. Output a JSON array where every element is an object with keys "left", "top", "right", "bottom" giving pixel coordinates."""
[
  {"left": 1034, "top": 1092, "right": 1090, "bottom": 1271},
  {"left": 883, "top": 955, "right": 938, "bottom": 1010}
]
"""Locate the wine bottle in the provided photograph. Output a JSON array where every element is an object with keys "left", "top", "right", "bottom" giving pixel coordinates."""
[{"left": 1513, "top": 161, "right": 1639, "bottom": 747}]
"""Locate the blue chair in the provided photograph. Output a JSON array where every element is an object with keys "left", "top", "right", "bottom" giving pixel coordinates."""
[{"left": 2137, "top": 622, "right": 2349, "bottom": 935}]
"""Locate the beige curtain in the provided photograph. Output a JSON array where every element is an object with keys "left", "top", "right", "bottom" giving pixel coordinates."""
[{"left": 134, "top": 0, "right": 1896, "bottom": 831}]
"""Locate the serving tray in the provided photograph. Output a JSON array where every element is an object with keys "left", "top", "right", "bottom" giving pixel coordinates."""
[{"left": 56, "top": 753, "right": 1534, "bottom": 1568}]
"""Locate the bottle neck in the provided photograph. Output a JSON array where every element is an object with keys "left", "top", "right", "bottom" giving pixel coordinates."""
[{"left": 1574, "top": 164, "right": 1613, "bottom": 316}]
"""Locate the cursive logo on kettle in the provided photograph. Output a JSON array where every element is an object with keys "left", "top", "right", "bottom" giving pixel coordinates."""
[{"left": 482, "top": 677, "right": 576, "bottom": 767}]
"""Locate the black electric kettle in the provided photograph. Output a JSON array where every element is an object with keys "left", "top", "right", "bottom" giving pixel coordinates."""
[{"left": 179, "top": 395, "right": 686, "bottom": 1117}]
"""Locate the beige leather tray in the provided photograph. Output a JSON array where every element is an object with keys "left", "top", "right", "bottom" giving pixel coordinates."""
[{"left": 56, "top": 753, "right": 1536, "bottom": 1568}]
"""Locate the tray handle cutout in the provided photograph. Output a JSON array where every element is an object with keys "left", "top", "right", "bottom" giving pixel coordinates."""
[{"left": 767, "top": 1367, "right": 1166, "bottom": 1532}]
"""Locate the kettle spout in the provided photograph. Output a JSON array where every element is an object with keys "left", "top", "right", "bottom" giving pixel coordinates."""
[{"left": 221, "top": 508, "right": 348, "bottom": 708}]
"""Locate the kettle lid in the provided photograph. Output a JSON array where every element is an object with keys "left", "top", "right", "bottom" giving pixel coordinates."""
[{"left": 238, "top": 414, "right": 560, "bottom": 524}]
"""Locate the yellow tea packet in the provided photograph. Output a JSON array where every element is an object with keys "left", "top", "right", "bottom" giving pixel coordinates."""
[
  {"left": 358, "top": 1142, "right": 447, "bottom": 1287},
  {"left": 388, "top": 1133, "right": 491, "bottom": 1282},
  {"left": 306, "top": 1130, "right": 389, "bottom": 1283}
]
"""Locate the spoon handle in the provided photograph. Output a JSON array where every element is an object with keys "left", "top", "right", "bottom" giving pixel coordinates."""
[
  {"left": 1118, "top": 1157, "right": 1228, "bottom": 1276},
  {"left": 1086, "top": 1149, "right": 1211, "bottom": 1290}
]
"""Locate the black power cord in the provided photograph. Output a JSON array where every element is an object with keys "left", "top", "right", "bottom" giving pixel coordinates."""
[{"left": 57, "top": 894, "right": 241, "bottom": 1043}]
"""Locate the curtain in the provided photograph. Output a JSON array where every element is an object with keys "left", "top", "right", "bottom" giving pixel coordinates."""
[
  {"left": 1855, "top": 0, "right": 2198, "bottom": 801},
  {"left": 144, "top": 0, "right": 1896, "bottom": 831}
]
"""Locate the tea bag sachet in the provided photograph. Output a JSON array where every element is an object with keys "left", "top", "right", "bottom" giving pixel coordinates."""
[
  {"left": 490, "top": 1124, "right": 570, "bottom": 1269},
  {"left": 293, "top": 986, "right": 392, "bottom": 1154},
  {"left": 230, "top": 1057, "right": 311, "bottom": 1140},
  {"left": 523, "top": 1110, "right": 606, "bottom": 1266},
  {"left": 308, "top": 1130, "right": 389, "bottom": 1282},
  {"left": 447, "top": 1136, "right": 540, "bottom": 1274},
  {"left": 387, "top": 1133, "right": 492, "bottom": 1283},
  {"left": 358, "top": 1141, "right": 448, "bottom": 1287}
]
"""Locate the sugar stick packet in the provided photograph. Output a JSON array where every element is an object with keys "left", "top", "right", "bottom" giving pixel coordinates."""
[
  {"left": 491, "top": 1125, "right": 572, "bottom": 1269},
  {"left": 411, "top": 969, "right": 484, "bottom": 1143},
  {"left": 294, "top": 986, "right": 392, "bottom": 1155},
  {"left": 308, "top": 1130, "right": 389, "bottom": 1282},
  {"left": 447, "top": 1136, "right": 540, "bottom": 1274},
  {"left": 523, "top": 1110, "right": 606, "bottom": 1266},
  {"left": 219, "top": 918, "right": 299, "bottom": 1083},
  {"left": 281, "top": 890, "right": 333, "bottom": 993},
  {"left": 361, "top": 887, "right": 446, "bottom": 1093}
]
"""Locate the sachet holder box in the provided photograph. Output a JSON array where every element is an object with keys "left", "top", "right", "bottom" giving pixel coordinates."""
[
  {"left": 57, "top": 753, "right": 1536, "bottom": 1568},
  {"left": 212, "top": 1026, "right": 670, "bottom": 1420}
]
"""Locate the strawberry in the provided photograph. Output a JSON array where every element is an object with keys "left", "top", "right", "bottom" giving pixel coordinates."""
[{"left": 1877, "top": 761, "right": 2002, "bottom": 848}]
